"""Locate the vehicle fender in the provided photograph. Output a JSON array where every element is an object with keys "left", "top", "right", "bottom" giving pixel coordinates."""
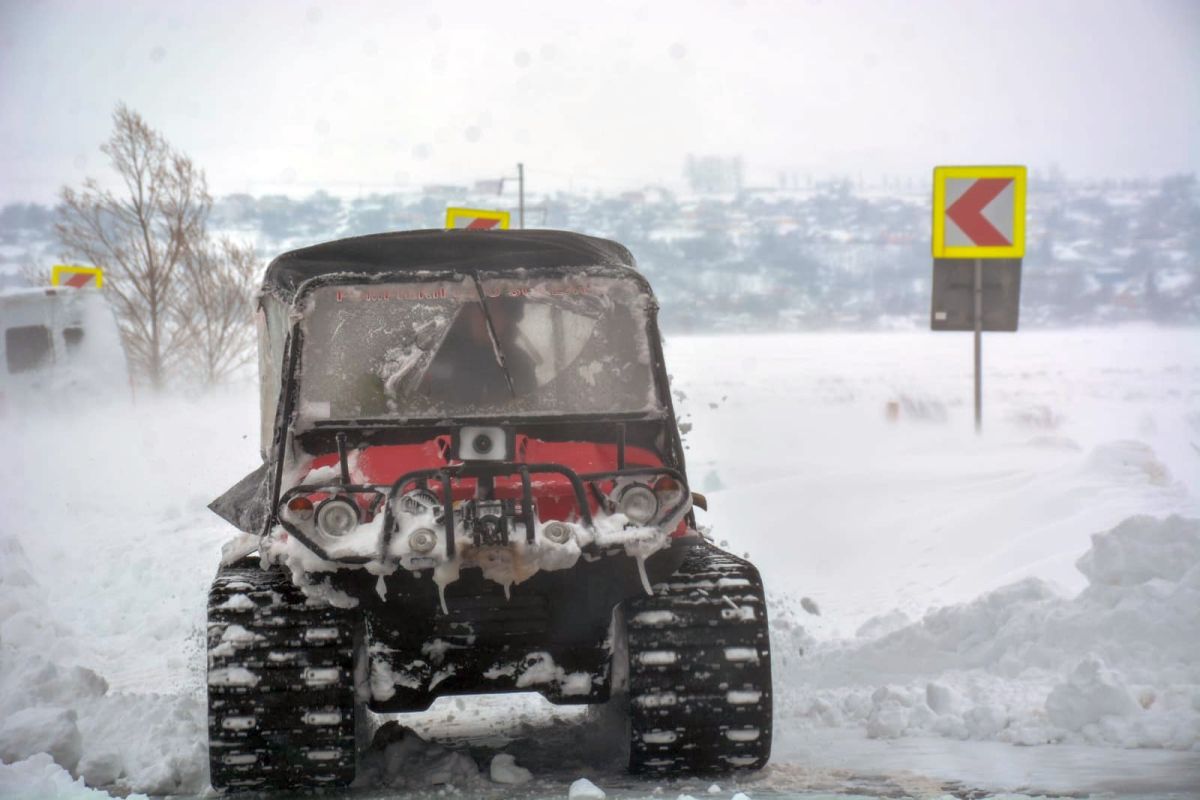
[{"left": 208, "top": 462, "right": 271, "bottom": 534}]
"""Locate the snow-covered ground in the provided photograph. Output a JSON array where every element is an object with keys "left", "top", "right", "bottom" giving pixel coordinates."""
[{"left": 0, "top": 327, "right": 1197, "bottom": 799}]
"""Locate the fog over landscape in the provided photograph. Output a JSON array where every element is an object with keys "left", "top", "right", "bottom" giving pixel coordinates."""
[
  {"left": 3, "top": 174, "right": 1197, "bottom": 330},
  {"left": 2, "top": 0, "right": 1199, "bottom": 202},
  {"left": 3, "top": 1, "right": 1197, "bottom": 331}
]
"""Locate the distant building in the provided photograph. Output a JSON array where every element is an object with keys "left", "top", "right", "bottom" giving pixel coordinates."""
[
  {"left": 422, "top": 184, "right": 470, "bottom": 198},
  {"left": 684, "top": 155, "right": 744, "bottom": 194}
]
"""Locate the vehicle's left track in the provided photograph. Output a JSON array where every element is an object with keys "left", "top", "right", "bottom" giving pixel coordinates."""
[{"left": 207, "top": 560, "right": 357, "bottom": 792}]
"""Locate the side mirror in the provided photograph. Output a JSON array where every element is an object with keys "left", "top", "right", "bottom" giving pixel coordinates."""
[{"left": 691, "top": 492, "right": 708, "bottom": 511}]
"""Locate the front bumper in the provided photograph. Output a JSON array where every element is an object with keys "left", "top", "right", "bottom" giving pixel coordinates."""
[{"left": 274, "top": 460, "right": 691, "bottom": 566}]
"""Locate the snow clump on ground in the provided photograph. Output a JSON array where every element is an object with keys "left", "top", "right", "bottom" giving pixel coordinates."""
[
  {"left": 568, "top": 776, "right": 607, "bottom": 798},
  {"left": 357, "top": 721, "right": 483, "bottom": 789},
  {"left": 489, "top": 752, "right": 533, "bottom": 784}
]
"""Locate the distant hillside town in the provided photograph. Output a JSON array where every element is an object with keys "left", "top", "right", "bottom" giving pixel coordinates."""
[{"left": 2, "top": 174, "right": 1196, "bottom": 331}]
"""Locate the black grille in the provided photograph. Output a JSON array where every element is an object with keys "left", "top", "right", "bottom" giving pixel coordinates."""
[{"left": 435, "top": 593, "right": 550, "bottom": 644}]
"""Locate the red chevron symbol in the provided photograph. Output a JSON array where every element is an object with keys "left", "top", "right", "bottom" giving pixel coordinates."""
[
  {"left": 465, "top": 217, "right": 500, "bottom": 230},
  {"left": 946, "top": 178, "right": 1012, "bottom": 246}
]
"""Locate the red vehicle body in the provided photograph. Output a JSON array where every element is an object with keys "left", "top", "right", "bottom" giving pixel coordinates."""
[{"left": 296, "top": 437, "right": 689, "bottom": 536}]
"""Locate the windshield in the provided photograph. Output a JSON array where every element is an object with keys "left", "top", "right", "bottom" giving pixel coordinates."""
[{"left": 295, "top": 273, "right": 659, "bottom": 421}]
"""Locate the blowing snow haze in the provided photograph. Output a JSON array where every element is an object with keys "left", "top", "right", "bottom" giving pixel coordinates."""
[
  {"left": 1, "top": 0, "right": 1199, "bottom": 201},
  {"left": 2, "top": 2, "right": 1200, "bottom": 799}
]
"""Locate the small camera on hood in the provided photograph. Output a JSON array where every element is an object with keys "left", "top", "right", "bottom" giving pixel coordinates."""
[{"left": 457, "top": 426, "right": 509, "bottom": 461}]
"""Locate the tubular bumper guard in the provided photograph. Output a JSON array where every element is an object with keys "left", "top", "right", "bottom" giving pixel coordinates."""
[{"left": 275, "top": 462, "right": 690, "bottom": 564}]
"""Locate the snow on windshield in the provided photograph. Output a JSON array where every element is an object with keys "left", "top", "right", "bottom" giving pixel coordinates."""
[{"left": 296, "top": 273, "right": 658, "bottom": 421}]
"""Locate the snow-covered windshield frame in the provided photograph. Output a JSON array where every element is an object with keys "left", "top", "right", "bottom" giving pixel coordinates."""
[
  {"left": 259, "top": 264, "right": 688, "bottom": 539},
  {"left": 281, "top": 264, "right": 669, "bottom": 428}
]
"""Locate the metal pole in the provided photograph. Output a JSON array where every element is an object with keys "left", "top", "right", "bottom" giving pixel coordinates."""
[
  {"left": 973, "top": 257, "right": 983, "bottom": 433},
  {"left": 517, "top": 162, "right": 525, "bottom": 229}
]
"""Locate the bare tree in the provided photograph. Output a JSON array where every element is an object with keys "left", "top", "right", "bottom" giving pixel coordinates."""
[
  {"left": 178, "top": 237, "right": 260, "bottom": 385},
  {"left": 57, "top": 104, "right": 210, "bottom": 389},
  {"left": 17, "top": 250, "right": 52, "bottom": 287}
]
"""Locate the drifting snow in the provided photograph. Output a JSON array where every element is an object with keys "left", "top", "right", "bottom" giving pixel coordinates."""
[
  {"left": 0, "top": 329, "right": 1196, "bottom": 796},
  {"left": 775, "top": 515, "right": 1200, "bottom": 750}
]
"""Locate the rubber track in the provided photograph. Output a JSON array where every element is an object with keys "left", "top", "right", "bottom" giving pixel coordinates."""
[
  {"left": 207, "top": 563, "right": 356, "bottom": 792},
  {"left": 625, "top": 542, "right": 773, "bottom": 774}
]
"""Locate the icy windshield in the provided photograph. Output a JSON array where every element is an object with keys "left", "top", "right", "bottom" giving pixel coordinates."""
[{"left": 295, "top": 273, "right": 658, "bottom": 421}]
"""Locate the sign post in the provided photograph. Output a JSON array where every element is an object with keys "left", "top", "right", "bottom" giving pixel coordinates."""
[
  {"left": 930, "top": 165, "right": 1027, "bottom": 432},
  {"left": 973, "top": 258, "right": 982, "bottom": 430}
]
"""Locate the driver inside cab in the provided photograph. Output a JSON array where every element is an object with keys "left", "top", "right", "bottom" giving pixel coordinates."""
[{"left": 352, "top": 296, "right": 537, "bottom": 416}]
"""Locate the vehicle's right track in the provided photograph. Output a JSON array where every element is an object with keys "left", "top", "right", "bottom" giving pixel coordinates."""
[{"left": 624, "top": 541, "right": 773, "bottom": 774}]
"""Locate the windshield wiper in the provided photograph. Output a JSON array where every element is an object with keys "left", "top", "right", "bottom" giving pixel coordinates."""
[{"left": 470, "top": 274, "right": 516, "bottom": 398}]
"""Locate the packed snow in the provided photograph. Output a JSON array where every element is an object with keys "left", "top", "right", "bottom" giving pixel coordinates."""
[
  {"left": 772, "top": 515, "right": 1200, "bottom": 750},
  {"left": 0, "top": 752, "right": 147, "bottom": 800},
  {"left": 0, "top": 327, "right": 1196, "bottom": 797}
]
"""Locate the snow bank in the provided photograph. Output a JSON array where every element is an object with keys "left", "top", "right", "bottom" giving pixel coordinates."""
[
  {"left": 0, "top": 754, "right": 148, "bottom": 800},
  {"left": 0, "top": 708, "right": 81, "bottom": 772},
  {"left": 775, "top": 515, "right": 1200, "bottom": 750},
  {"left": 0, "top": 537, "right": 207, "bottom": 796},
  {"left": 1076, "top": 513, "right": 1200, "bottom": 585}
]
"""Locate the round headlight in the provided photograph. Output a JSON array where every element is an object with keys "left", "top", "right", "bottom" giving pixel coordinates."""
[
  {"left": 316, "top": 498, "right": 359, "bottom": 538},
  {"left": 618, "top": 484, "right": 659, "bottom": 525},
  {"left": 542, "top": 521, "right": 573, "bottom": 544},
  {"left": 408, "top": 528, "right": 437, "bottom": 554}
]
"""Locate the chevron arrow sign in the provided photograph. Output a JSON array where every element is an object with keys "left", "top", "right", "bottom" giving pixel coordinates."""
[{"left": 932, "top": 166, "right": 1026, "bottom": 259}]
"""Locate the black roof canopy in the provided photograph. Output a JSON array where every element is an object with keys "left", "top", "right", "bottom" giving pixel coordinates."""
[{"left": 261, "top": 229, "right": 640, "bottom": 302}]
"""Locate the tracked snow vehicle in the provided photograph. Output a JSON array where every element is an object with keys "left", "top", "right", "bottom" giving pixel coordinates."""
[{"left": 207, "top": 230, "right": 771, "bottom": 791}]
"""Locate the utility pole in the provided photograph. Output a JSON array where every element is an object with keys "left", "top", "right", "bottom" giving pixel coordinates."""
[{"left": 517, "top": 162, "right": 525, "bottom": 229}]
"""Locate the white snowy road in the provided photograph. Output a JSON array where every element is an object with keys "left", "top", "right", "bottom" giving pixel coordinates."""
[
  {"left": 296, "top": 694, "right": 1200, "bottom": 799},
  {"left": 673, "top": 328, "right": 1198, "bottom": 631},
  {"left": 1, "top": 327, "right": 1197, "bottom": 799}
]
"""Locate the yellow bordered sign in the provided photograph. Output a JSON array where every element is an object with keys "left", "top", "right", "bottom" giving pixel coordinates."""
[
  {"left": 445, "top": 207, "right": 511, "bottom": 230},
  {"left": 51, "top": 264, "right": 104, "bottom": 288},
  {"left": 932, "top": 165, "right": 1026, "bottom": 259}
]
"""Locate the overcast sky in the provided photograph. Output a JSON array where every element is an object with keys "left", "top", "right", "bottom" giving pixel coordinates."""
[{"left": 1, "top": 0, "right": 1197, "bottom": 204}]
